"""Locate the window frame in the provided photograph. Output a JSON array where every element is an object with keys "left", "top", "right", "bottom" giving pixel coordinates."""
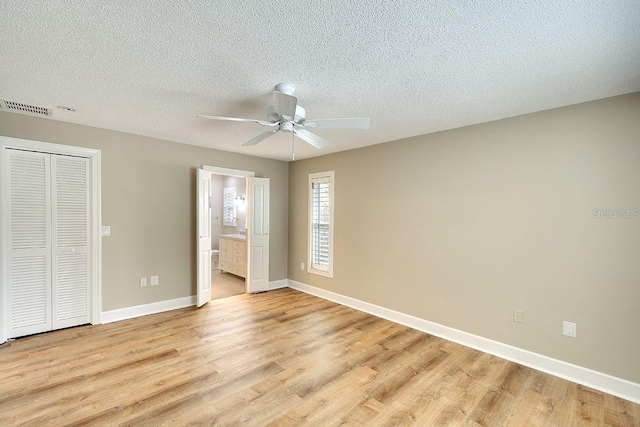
[{"left": 307, "top": 171, "right": 335, "bottom": 278}]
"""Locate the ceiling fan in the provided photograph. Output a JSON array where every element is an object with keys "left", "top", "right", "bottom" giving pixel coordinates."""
[{"left": 198, "top": 83, "right": 370, "bottom": 157}]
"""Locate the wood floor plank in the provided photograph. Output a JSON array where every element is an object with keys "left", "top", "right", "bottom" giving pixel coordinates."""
[{"left": 0, "top": 288, "right": 638, "bottom": 426}]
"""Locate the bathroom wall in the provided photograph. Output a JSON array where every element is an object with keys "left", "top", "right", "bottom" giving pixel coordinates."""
[{"left": 222, "top": 175, "right": 247, "bottom": 234}]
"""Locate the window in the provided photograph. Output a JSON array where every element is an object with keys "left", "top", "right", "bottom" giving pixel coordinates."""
[
  {"left": 308, "top": 171, "right": 334, "bottom": 277},
  {"left": 223, "top": 187, "right": 237, "bottom": 226}
]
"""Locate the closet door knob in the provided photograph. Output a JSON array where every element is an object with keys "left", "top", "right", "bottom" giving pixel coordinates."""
[{"left": 69, "top": 248, "right": 76, "bottom": 253}]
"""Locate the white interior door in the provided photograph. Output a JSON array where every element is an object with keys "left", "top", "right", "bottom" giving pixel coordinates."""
[
  {"left": 196, "top": 168, "right": 212, "bottom": 306},
  {"left": 246, "top": 177, "right": 270, "bottom": 293},
  {"left": 7, "top": 150, "right": 53, "bottom": 338},
  {"left": 6, "top": 150, "right": 91, "bottom": 338},
  {"left": 1, "top": 137, "right": 100, "bottom": 343},
  {"left": 51, "top": 156, "right": 90, "bottom": 329}
]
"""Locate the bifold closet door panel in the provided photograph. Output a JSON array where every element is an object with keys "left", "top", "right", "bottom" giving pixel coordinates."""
[
  {"left": 7, "top": 150, "right": 53, "bottom": 338},
  {"left": 51, "top": 155, "right": 90, "bottom": 329}
]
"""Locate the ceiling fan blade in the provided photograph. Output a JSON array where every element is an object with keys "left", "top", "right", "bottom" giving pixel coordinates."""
[
  {"left": 294, "top": 128, "right": 329, "bottom": 149},
  {"left": 242, "top": 129, "right": 279, "bottom": 146},
  {"left": 197, "top": 115, "right": 277, "bottom": 126},
  {"left": 303, "top": 118, "right": 370, "bottom": 129},
  {"left": 198, "top": 115, "right": 258, "bottom": 122},
  {"left": 272, "top": 91, "right": 297, "bottom": 121}
]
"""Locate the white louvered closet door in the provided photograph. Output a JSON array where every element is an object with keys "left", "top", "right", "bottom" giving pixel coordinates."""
[
  {"left": 51, "top": 155, "right": 90, "bottom": 329},
  {"left": 7, "top": 150, "right": 53, "bottom": 337},
  {"left": 7, "top": 150, "right": 90, "bottom": 338}
]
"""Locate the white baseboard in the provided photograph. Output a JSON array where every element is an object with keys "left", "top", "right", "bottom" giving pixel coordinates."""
[
  {"left": 101, "top": 296, "right": 196, "bottom": 324},
  {"left": 268, "top": 279, "right": 289, "bottom": 290},
  {"left": 101, "top": 279, "right": 288, "bottom": 323},
  {"left": 288, "top": 279, "right": 640, "bottom": 404}
]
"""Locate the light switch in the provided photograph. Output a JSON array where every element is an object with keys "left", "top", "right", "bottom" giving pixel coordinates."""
[{"left": 102, "top": 226, "right": 111, "bottom": 236}]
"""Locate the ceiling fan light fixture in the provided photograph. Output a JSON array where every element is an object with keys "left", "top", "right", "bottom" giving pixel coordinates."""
[
  {"left": 267, "top": 102, "right": 306, "bottom": 124},
  {"left": 280, "top": 122, "right": 294, "bottom": 132},
  {"left": 267, "top": 105, "right": 279, "bottom": 123},
  {"left": 294, "top": 105, "right": 306, "bottom": 124}
]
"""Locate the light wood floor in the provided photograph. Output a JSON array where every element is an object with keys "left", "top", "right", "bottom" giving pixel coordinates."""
[
  {"left": 210, "top": 270, "right": 246, "bottom": 300},
  {"left": 1, "top": 289, "right": 638, "bottom": 426}
]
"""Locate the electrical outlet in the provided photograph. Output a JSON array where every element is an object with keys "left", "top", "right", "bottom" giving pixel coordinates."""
[
  {"left": 300, "top": 262, "right": 305, "bottom": 270},
  {"left": 140, "top": 277, "right": 147, "bottom": 287},
  {"left": 563, "top": 321, "right": 577, "bottom": 338},
  {"left": 151, "top": 275, "right": 159, "bottom": 286},
  {"left": 513, "top": 310, "right": 524, "bottom": 324}
]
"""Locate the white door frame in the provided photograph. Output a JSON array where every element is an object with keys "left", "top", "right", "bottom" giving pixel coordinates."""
[
  {"left": 202, "top": 165, "right": 256, "bottom": 178},
  {"left": 0, "top": 136, "right": 102, "bottom": 343},
  {"left": 196, "top": 168, "right": 212, "bottom": 307}
]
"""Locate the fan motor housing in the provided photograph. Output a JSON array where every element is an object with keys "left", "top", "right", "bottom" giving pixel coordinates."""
[
  {"left": 280, "top": 122, "right": 294, "bottom": 132},
  {"left": 274, "top": 82, "right": 296, "bottom": 95},
  {"left": 268, "top": 104, "right": 306, "bottom": 124}
]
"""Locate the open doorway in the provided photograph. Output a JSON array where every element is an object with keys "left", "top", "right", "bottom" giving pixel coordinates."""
[
  {"left": 197, "top": 165, "right": 270, "bottom": 307},
  {"left": 210, "top": 174, "right": 247, "bottom": 300},
  {"left": 210, "top": 270, "right": 245, "bottom": 299}
]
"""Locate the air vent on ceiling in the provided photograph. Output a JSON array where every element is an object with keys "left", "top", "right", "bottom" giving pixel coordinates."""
[{"left": 0, "top": 99, "right": 53, "bottom": 117}]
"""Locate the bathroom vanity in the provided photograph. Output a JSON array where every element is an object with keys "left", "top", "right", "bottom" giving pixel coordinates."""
[{"left": 219, "top": 234, "right": 247, "bottom": 278}]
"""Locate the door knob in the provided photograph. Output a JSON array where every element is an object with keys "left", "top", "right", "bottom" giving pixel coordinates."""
[{"left": 69, "top": 248, "right": 76, "bottom": 253}]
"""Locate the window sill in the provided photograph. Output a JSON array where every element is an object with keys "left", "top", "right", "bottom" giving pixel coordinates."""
[{"left": 307, "top": 268, "right": 333, "bottom": 278}]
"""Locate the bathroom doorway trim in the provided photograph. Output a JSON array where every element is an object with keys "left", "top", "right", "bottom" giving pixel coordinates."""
[{"left": 197, "top": 165, "right": 256, "bottom": 307}]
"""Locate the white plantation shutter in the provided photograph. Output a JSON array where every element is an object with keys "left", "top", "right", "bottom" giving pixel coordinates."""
[
  {"left": 7, "top": 150, "right": 52, "bottom": 337},
  {"left": 223, "top": 187, "right": 236, "bottom": 226},
  {"left": 308, "top": 171, "right": 334, "bottom": 277},
  {"left": 311, "top": 179, "right": 330, "bottom": 268},
  {"left": 52, "top": 156, "right": 90, "bottom": 328}
]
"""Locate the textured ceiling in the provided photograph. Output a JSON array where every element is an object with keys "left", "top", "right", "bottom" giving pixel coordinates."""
[{"left": 1, "top": 1, "right": 639, "bottom": 161}]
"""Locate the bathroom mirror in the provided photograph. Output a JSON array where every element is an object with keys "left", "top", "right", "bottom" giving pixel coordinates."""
[{"left": 223, "top": 187, "right": 237, "bottom": 226}]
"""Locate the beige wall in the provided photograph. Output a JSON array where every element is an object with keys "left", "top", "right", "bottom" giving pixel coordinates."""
[
  {"left": 288, "top": 92, "right": 640, "bottom": 383},
  {"left": 0, "top": 111, "right": 288, "bottom": 311}
]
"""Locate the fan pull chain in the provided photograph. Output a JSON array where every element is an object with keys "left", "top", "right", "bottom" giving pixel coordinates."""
[{"left": 291, "top": 130, "right": 295, "bottom": 161}]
